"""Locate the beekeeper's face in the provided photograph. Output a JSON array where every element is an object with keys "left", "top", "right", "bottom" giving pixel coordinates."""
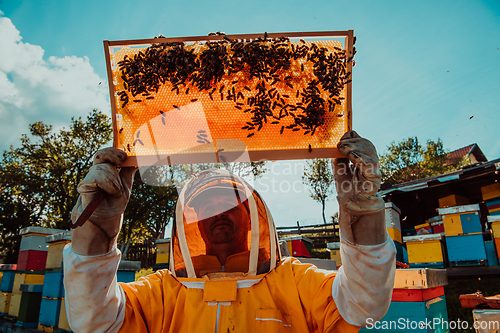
[{"left": 197, "top": 193, "right": 250, "bottom": 246}]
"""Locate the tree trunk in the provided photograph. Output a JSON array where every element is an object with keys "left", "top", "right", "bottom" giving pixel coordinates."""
[
  {"left": 121, "top": 236, "right": 132, "bottom": 260},
  {"left": 322, "top": 200, "right": 327, "bottom": 224}
]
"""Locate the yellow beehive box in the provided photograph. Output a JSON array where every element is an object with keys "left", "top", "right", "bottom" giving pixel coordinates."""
[
  {"left": 0, "top": 291, "right": 11, "bottom": 313},
  {"left": 155, "top": 238, "right": 170, "bottom": 264},
  {"left": 156, "top": 253, "right": 170, "bottom": 264},
  {"left": 326, "top": 242, "right": 342, "bottom": 266},
  {"left": 59, "top": 298, "right": 71, "bottom": 331},
  {"left": 12, "top": 273, "right": 45, "bottom": 295},
  {"left": 489, "top": 219, "right": 500, "bottom": 239},
  {"left": 155, "top": 238, "right": 170, "bottom": 253},
  {"left": 441, "top": 213, "right": 464, "bottom": 237},
  {"left": 387, "top": 227, "right": 402, "bottom": 243},
  {"left": 45, "top": 233, "right": 71, "bottom": 269},
  {"left": 329, "top": 250, "right": 341, "bottom": 267},
  {"left": 438, "top": 194, "right": 470, "bottom": 208},
  {"left": 481, "top": 183, "right": 500, "bottom": 201},
  {"left": 38, "top": 324, "right": 57, "bottom": 333},
  {"left": 8, "top": 293, "right": 22, "bottom": 317},
  {"left": 403, "top": 234, "right": 444, "bottom": 264}
]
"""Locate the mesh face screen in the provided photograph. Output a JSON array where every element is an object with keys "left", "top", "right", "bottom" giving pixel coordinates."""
[{"left": 105, "top": 32, "right": 353, "bottom": 166}]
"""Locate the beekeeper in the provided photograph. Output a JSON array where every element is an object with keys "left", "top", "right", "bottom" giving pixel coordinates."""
[{"left": 63, "top": 130, "right": 396, "bottom": 333}]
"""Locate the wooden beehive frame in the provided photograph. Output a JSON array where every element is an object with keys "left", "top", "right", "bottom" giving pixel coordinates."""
[{"left": 104, "top": 31, "right": 354, "bottom": 166}]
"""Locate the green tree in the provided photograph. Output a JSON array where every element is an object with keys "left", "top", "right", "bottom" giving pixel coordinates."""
[
  {"left": 379, "top": 137, "right": 465, "bottom": 184},
  {"left": 0, "top": 110, "right": 112, "bottom": 262},
  {"left": 302, "top": 159, "right": 335, "bottom": 224}
]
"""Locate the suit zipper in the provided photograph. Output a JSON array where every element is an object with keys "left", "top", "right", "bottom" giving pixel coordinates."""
[{"left": 215, "top": 302, "right": 221, "bottom": 333}]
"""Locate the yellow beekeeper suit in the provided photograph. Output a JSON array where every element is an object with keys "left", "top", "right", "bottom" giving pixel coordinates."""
[{"left": 63, "top": 169, "right": 396, "bottom": 333}]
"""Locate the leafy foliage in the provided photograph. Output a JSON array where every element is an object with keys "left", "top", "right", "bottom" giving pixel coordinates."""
[
  {"left": 302, "top": 158, "right": 335, "bottom": 224},
  {"left": 379, "top": 137, "right": 465, "bottom": 184},
  {"left": 0, "top": 110, "right": 112, "bottom": 262}
]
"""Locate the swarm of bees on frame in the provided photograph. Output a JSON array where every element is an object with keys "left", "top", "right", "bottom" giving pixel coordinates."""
[{"left": 116, "top": 32, "right": 355, "bottom": 138}]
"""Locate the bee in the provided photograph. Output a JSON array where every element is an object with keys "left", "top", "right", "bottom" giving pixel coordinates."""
[
  {"left": 308, "top": 144, "right": 312, "bottom": 152},
  {"left": 119, "top": 128, "right": 124, "bottom": 133},
  {"left": 247, "top": 133, "right": 255, "bottom": 138},
  {"left": 127, "top": 144, "right": 131, "bottom": 152}
]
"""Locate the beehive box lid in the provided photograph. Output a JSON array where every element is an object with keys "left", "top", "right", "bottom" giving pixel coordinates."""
[
  {"left": 118, "top": 261, "right": 141, "bottom": 271},
  {"left": 384, "top": 202, "right": 401, "bottom": 214},
  {"left": 45, "top": 231, "right": 71, "bottom": 243},
  {"left": 437, "top": 204, "right": 480, "bottom": 215},
  {"left": 326, "top": 242, "right": 341, "bottom": 250},
  {"left": 487, "top": 215, "right": 500, "bottom": 222},
  {"left": 428, "top": 215, "right": 443, "bottom": 223},
  {"left": 403, "top": 234, "right": 443, "bottom": 243},
  {"left": 104, "top": 31, "right": 354, "bottom": 166},
  {"left": 20, "top": 284, "right": 44, "bottom": 293},
  {"left": 281, "top": 235, "right": 313, "bottom": 243},
  {"left": 20, "top": 227, "right": 66, "bottom": 237},
  {"left": 155, "top": 238, "right": 171, "bottom": 244}
]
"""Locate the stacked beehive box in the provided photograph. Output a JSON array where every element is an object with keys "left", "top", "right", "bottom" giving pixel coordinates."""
[
  {"left": 429, "top": 216, "right": 444, "bottom": 235},
  {"left": 438, "top": 203, "right": 487, "bottom": 266},
  {"left": 482, "top": 183, "right": 500, "bottom": 216},
  {"left": 403, "top": 234, "right": 445, "bottom": 268},
  {"left": 281, "top": 235, "right": 313, "bottom": 258},
  {"left": 7, "top": 269, "right": 44, "bottom": 321},
  {"left": 0, "top": 264, "right": 17, "bottom": 315},
  {"left": 38, "top": 232, "right": 70, "bottom": 333},
  {"left": 17, "top": 227, "right": 64, "bottom": 271},
  {"left": 385, "top": 202, "right": 404, "bottom": 262},
  {"left": 327, "top": 242, "right": 341, "bottom": 268},
  {"left": 359, "top": 268, "right": 449, "bottom": 333},
  {"left": 7, "top": 227, "right": 63, "bottom": 322},
  {"left": 155, "top": 238, "right": 170, "bottom": 270},
  {"left": 16, "top": 283, "right": 43, "bottom": 328}
]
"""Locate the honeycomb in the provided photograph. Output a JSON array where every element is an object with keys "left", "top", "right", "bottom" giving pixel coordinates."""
[{"left": 106, "top": 35, "right": 352, "bottom": 166}]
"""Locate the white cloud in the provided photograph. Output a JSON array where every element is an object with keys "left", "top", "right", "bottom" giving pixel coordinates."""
[{"left": 0, "top": 12, "right": 109, "bottom": 153}]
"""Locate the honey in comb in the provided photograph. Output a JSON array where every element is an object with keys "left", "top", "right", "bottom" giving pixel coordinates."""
[{"left": 108, "top": 35, "right": 352, "bottom": 160}]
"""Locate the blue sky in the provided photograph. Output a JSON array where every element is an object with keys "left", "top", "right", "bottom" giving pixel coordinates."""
[{"left": 1, "top": 0, "right": 499, "bottom": 228}]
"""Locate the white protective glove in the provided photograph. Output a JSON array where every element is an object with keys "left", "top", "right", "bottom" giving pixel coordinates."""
[
  {"left": 332, "top": 130, "right": 386, "bottom": 245},
  {"left": 71, "top": 147, "right": 136, "bottom": 255}
]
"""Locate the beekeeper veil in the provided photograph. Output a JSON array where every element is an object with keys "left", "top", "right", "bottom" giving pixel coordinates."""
[{"left": 170, "top": 169, "right": 281, "bottom": 278}]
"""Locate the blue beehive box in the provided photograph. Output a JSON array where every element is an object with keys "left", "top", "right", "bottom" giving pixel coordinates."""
[
  {"left": 42, "top": 272, "right": 64, "bottom": 299},
  {"left": 38, "top": 297, "right": 61, "bottom": 327},
  {"left": 0, "top": 270, "right": 16, "bottom": 292},
  {"left": 117, "top": 271, "right": 136, "bottom": 283},
  {"left": 117, "top": 261, "right": 140, "bottom": 283},
  {"left": 446, "top": 234, "right": 487, "bottom": 266},
  {"left": 359, "top": 296, "right": 449, "bottom": 333},
  {"left": 484, "top": 240, "right": 498, "bottom": 266},
  {"left": 459, "top": 213, "right": 482, "bottom": 234}
]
